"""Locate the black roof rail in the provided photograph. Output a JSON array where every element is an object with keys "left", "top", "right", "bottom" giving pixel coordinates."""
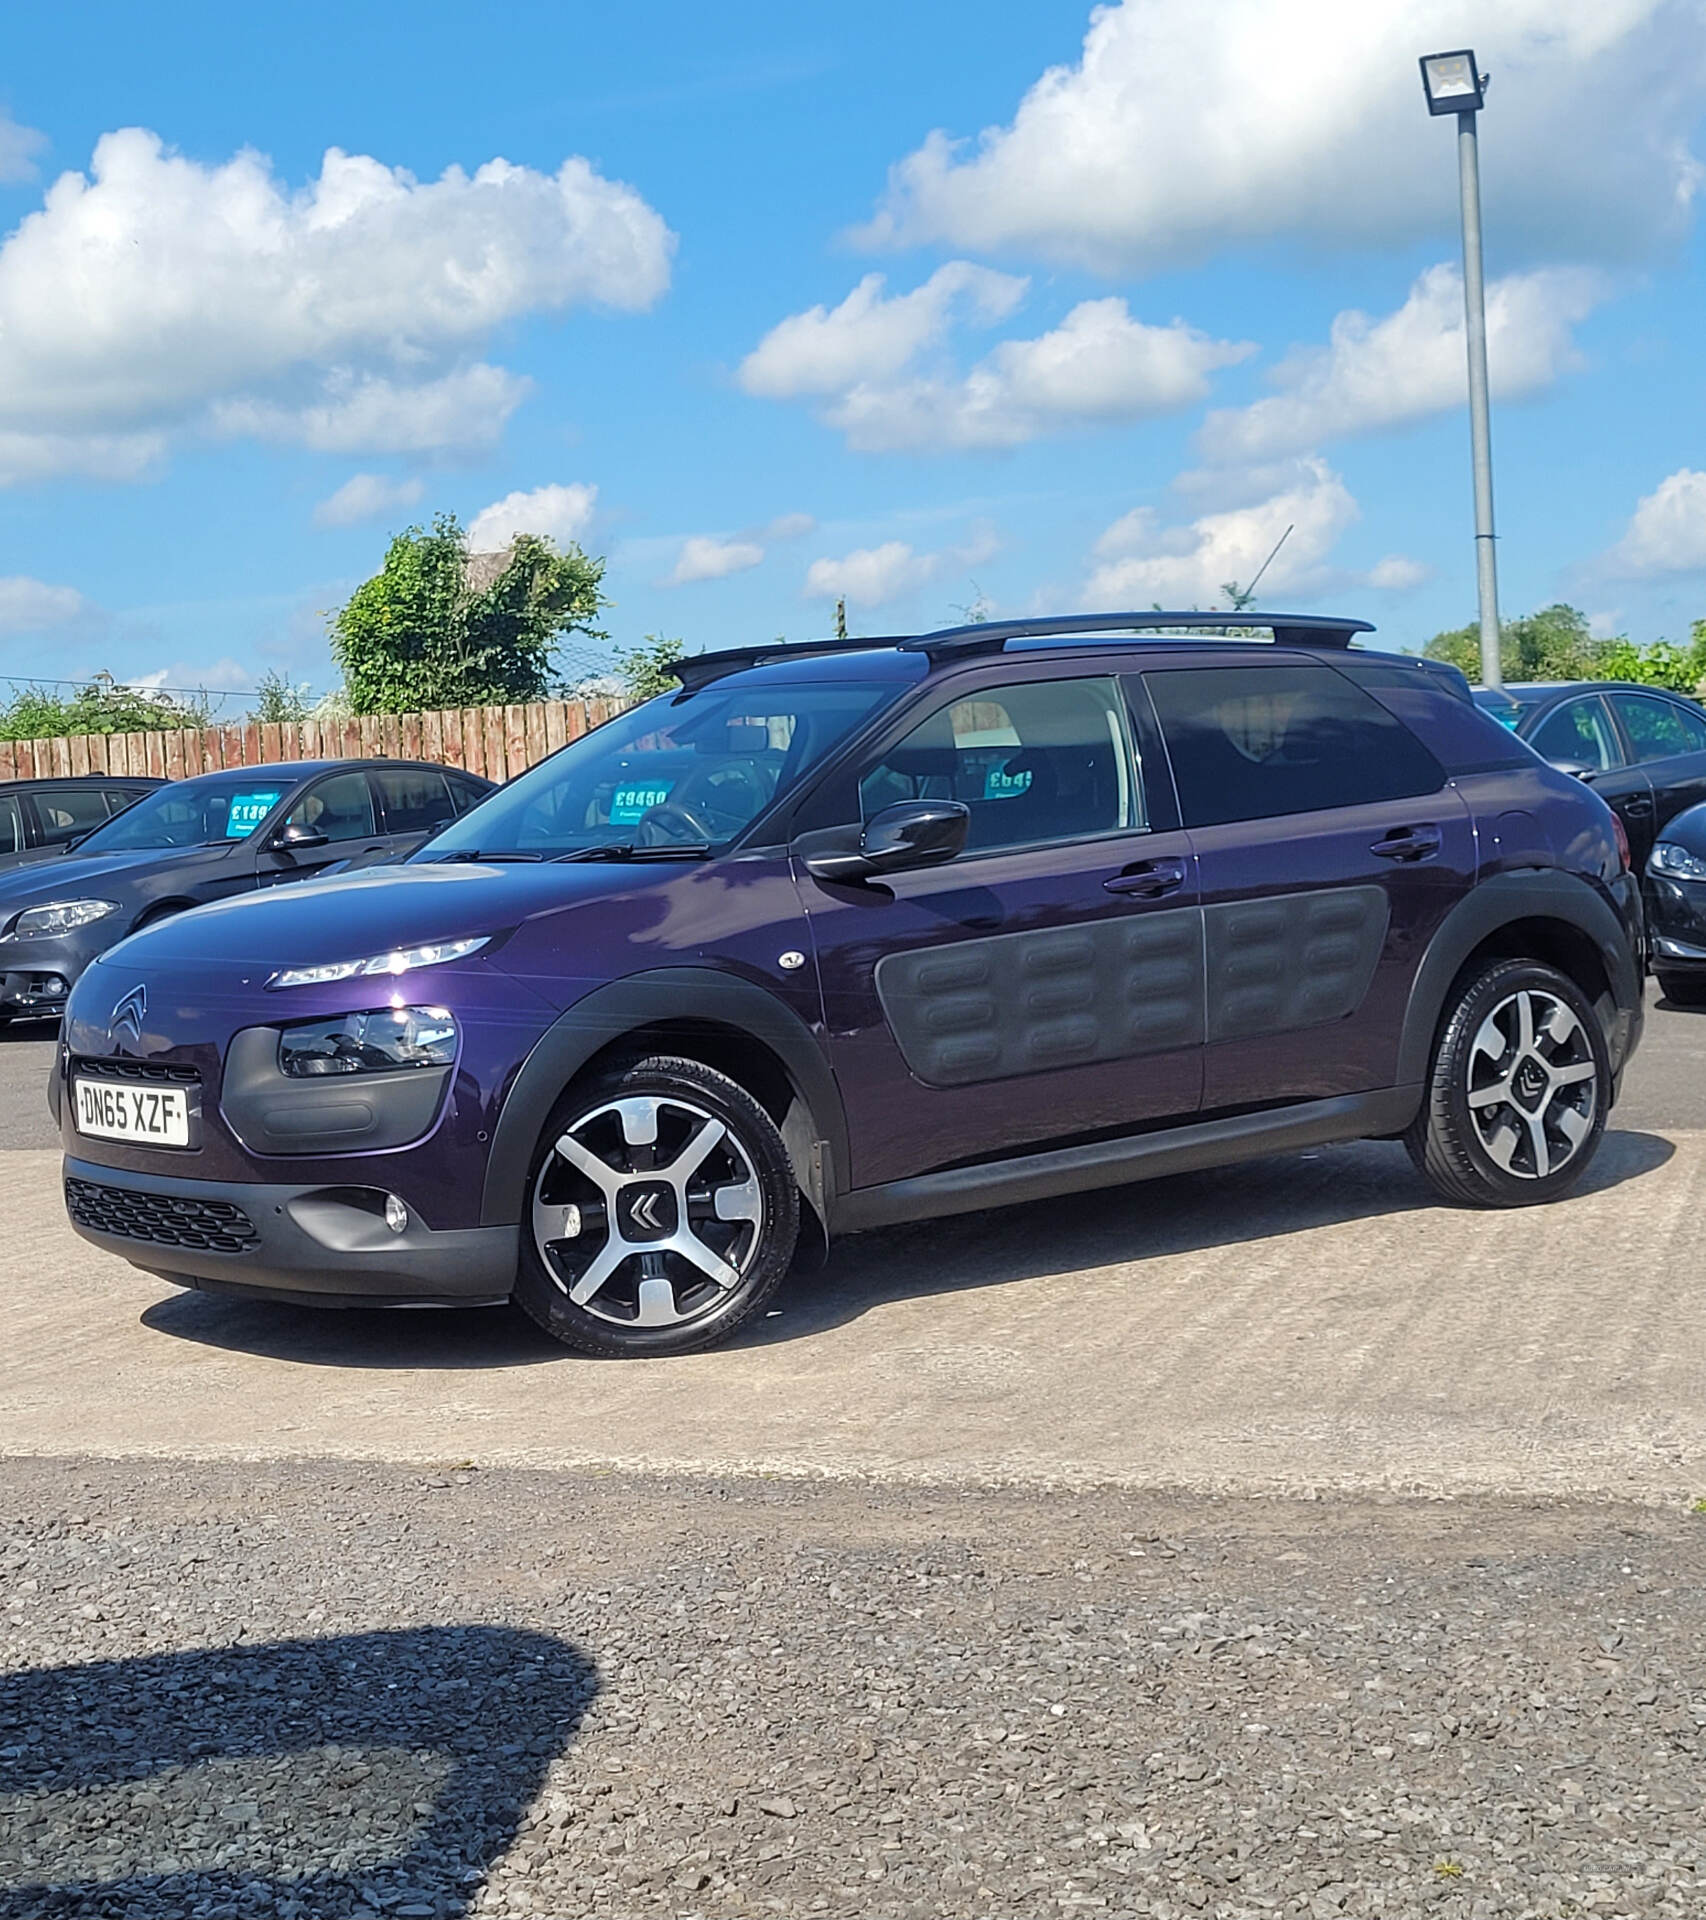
[{"left": 670, "top": 610, "right": 1376, "bottom": 691}]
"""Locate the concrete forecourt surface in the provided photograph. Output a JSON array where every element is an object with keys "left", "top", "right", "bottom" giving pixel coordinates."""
[{"left": 4, "top": 987, "right": 1706, "bottom": 1916}]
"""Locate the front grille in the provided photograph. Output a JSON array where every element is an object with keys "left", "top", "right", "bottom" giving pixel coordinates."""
[
  {"left": 65, "top": 1178, "right": 259, "bottom": 1255},
  {"left": 71, "top": 1056, "right": 200, "bottom": 1085}
]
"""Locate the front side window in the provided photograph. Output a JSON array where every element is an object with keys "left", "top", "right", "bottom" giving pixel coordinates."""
[
  {"left": 858, "top": 676, "right": 1141, "bottom": 854},
  {"left": 74, "top": 774, "right": 290, "bottom": 851},
  {"left": 1146, "top": 664, "right": 1444, "bottom": 829},
  {"left": 282, "top": 771, "right": 378, "bottom": 844},
  {"left": 425, "top": 679, "right": 893, "bottom": 858},
  {"left": 1530, "top": 697, "right": 1622, "bottom": 773},
  {"left": 1610, "top": 692, "right": 1706, "bottom": 763},
  {"left": 34, "top": 787, "right": 112, "bottom": 846}
]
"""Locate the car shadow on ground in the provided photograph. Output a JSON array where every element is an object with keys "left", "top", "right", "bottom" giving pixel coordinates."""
[
  {"left": 136, "top": 1128, "right": 1677, "bottom": 1369},
  {"left": 0, "top": 1625, "right": 595, "bottom": 1918}
]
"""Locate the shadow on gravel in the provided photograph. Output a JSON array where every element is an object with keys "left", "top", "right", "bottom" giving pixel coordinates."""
[
  {"left": 136, "top": 1129, "right": 1677, "bottom": 1367},
  {"left": 0, "top": 1625, "right": 595, "bottom": 1918}
]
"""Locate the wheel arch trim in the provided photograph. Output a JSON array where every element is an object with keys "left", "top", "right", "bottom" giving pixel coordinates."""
[
  {"left": 479, "top": 968, "right": 847, "bottom": 1230},
  {"left": 1397, "top": 869, "right": 1641, "bottom": 1088}
]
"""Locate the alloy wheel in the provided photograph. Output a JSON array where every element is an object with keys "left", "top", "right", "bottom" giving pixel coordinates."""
[
  {"left": 530, "top": 1094, "right": 765, "bottom": 1328},
  {"left": 1465, "top": 987, "right": 1599, "bottom": 1181}
]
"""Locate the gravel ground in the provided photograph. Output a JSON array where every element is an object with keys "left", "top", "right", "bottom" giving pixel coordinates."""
[{"left": 3, "top": 1460, "right": 1706, "bottom": 1919}]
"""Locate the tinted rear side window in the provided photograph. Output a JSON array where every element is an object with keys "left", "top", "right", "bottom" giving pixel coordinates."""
[
  {"left": 374, "top": 767, "right": 456, "bottom": 834},
  {"left": 33, "top": 786, "right": 114, "bottom": 846},
  {"left": 1610, "top": 691, "right": 1706, "bottom": 761},
  {"left": 1334, "top": 658, "right": 1532, "bottom": 775},
  {"left": 1145, "top": 664, "right": 1445, "bottom": 829}
]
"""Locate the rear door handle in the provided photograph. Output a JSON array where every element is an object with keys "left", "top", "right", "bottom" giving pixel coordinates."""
[
  {"left": 1105, "top": 856, "right": 1187, "bottom": 898},
  {"left": 1370, "top": 824, "right": 1442, "bottom": 862},
  {"left": 1623, "top": 796, "right": 1654, "bottom": 817}
]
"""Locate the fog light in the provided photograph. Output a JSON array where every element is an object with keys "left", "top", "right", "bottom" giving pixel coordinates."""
[{"left": 384, "top": 1194, "right": 409, "bottom": 1235}]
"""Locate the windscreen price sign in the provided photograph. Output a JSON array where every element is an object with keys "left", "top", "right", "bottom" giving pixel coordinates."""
[{"left": 225, "top": 790, "right": 283, "bottom": 838}]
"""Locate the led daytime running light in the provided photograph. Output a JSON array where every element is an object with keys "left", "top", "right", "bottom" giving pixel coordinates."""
[{"left": 267, "top": 935, "right": 489, "bottom": 990}]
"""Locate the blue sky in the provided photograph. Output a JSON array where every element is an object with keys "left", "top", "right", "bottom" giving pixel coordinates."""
[{"left": 2, "top": 0, "right": 1704, "bottom": 706}]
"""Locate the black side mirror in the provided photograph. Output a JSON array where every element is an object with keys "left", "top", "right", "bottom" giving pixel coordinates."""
[
  {"left": 1547, "top": 758, "right": 1596, "bottom": 783},
  {"left": 273, "top": 822, "right": 329, "bottom": 850},
  {"left": 803, "top": 799, "right": 970, "bottom": 883}
]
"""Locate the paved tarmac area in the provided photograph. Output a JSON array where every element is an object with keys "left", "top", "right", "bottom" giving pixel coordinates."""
[{"left": 4, "top": 1456, "right": 1705, "bottom": 1920}]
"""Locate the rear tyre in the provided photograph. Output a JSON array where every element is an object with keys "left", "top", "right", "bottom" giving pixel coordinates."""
[
  {"left": 1404, "top": 958, "right": 1608, "bottom": 1208},
  {"left": 1657, "top": 970, "right": 1706, "bottom": 1007},
  {"left": 512, "top": 1054, "right": 799, "bottom": 1358}
]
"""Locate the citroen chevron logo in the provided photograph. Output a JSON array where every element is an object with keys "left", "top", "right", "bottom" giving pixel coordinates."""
[
  {"left": 109, "top": 984, "right": 147, "bottom": 1047},
  {"left": 629, "top": 1191, "right": 666, "bottom": 1234}
]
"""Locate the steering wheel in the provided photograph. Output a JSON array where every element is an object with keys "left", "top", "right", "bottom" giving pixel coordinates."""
[
  {"left": 634, "top": 799, "right": 716, "bottom": 846},
  {"left": 669, "top": 761, "right": 768, "bottom": 828}
]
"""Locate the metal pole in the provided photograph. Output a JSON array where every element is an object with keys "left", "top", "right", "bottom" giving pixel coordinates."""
[{"left": 1456, "top": 108, "right": 1502, "bottom": 689}]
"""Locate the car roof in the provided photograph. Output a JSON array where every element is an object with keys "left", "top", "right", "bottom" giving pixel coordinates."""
[
  {"left": 1476, "top": 681, "right": 1702, "bottom": 704},
  {"left": 0, "top": 773, "right": 163, "bottom": 792},
  {"left": 672, "top": 610, "right": 1384, "bottom": 694},
  {"left": 150, "top": 758, "right": 478, "bottom": 789}
]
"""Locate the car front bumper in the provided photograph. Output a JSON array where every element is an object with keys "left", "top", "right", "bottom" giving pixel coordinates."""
[
  {"left": 64, "top": 1154, "right": 518, "bottom": 1308},
  {"left": 0, "top": 924, "right": 114, "bottom": 1017}
]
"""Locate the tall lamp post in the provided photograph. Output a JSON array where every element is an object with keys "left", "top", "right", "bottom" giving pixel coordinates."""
[{"left": 1420, "top": 49, "right": 1502, "bottom": 691}]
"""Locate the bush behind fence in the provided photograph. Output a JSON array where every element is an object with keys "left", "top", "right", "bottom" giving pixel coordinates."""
[{"left": 0, "top": 695, "right": 630, "bottom": 787}]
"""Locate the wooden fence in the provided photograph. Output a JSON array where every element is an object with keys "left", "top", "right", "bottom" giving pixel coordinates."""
[{"left": 0, "top": 694, "right": 631, "bottom": 787}]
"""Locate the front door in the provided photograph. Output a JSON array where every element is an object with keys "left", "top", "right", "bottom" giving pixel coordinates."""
[
  {"left": 794, "top": 671, "right": 1203, "bottom": 1191},
  {"left": 1141, "top": 661, "right": 1478, "bottom": 1111},
  {"left": 257, "top": 770, "right": 397, "bottom": 888}
]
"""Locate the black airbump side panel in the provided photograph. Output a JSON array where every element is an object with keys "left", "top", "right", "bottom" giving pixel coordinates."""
[
  {"left": 1204, "top": 884, "right": 1389, "bottom": 1043},
  {"left": 875, "top": 908, "right": 1205, "bottom": 1088}
]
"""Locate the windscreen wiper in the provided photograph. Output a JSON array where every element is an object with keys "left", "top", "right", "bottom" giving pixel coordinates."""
[
  {"left": 554, "top": 842, "right": 714, "bottom": 863},
  {"left": 431, "top": 848, "right": 545, "bottom": 863}
]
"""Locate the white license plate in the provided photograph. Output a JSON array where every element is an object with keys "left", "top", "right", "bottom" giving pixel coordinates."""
[{"left": 74, "top": 1077, "right": 191, "bottom": 1147}]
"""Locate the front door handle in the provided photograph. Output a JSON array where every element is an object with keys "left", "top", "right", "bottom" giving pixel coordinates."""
[
  {"left": 1370, "top": 824, "right": 1442, "bottom": 862},
  {"left": 1623, "top": 796, "right": 1655, "bottom": 817},
  {"left": 1105, "top": 856, "right": 1187, "bottom": 898}
]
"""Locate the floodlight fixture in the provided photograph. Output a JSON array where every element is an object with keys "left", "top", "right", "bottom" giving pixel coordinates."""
[{"left": 1420, "top": 49, "right": 1486, "bottom": 116}]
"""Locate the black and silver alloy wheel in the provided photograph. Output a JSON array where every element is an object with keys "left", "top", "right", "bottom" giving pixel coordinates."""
[
  {"left": 1406, "top": 958, "right": 1609, "bottom": 1207},
  {"left": 514, "top": 1055, "right": 799, "bottom": 1356},
  {"left": 1464, "top": 985, "right": 1598, "bottom": 1181}
]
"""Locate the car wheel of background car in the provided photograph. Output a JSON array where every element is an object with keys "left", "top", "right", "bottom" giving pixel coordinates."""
[
  {"left": 1404, "top": 957, "right": 1609, "bottom": 1207},
  {"left": 513, "top": 1053, "right": 800, "bottom": 1358},
  {"left": 1657, "top": 971, "right": 1706, "bottom": 1007}
]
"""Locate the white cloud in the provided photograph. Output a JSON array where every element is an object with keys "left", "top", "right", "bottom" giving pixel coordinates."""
[
  {"left": 764, "top": 512, "right": 816, "bottom": 541},
  {"left": 467, "top": 482, "right": 599, "bottom": 552},
  {"left": 0, "top": 128, "right": 674, "bottom": 478},
  {"left": 1087, "top": 459, "right": 1358, "bottom": 606},
  {"left": 738, "top": 262, "right": 1026, "bottom": 399},
  {"left": 805, "top": 526, "right": 1000, "bottom": 608},
  {"left": 218, "top": 365, "right": 531, "bottom": 457},
  {"left": 1198, "top": 265, "right": 1603, "bottom": 462},
  {"left": 1366, "top": 555, "right": 1430, "bottom": 592},
  {"left": 745, "top": 268, "right": 1251, "bottom": 453},
  {"left": 1603, "top": 468, "right": 1706, "bottom": 576},
  {"left": 0, "top": 428, "right": 165, "bottom": 487},
  {"left": 0, "top": 576, "right": 94, "bottom": 633},
  {"left": 128, "top": 657, "right": 255, "bottom": 696},
  {"left": 312, "top": 472, "right": 426, "bottom": 529},
  {"left": 857, "top": 0, "right": 1706, "bottom": 272},
  {"left": 0, "top": 111, "right": 46, "bottom": 184},
  {"left": 670, "top": 536, "right": 766, "bottom": 584}
]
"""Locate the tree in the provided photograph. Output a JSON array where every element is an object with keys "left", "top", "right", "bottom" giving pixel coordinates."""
[
  {"left": 1423, "top": 605, "right": 1706, "bottom": 695},
  {"left": 614, "top": 634, "right": 687, "bottom": 699},
  {"left": 329, "top": 513, "right": 606, "bottom": 714},
  {"left": 250, "top": 669, "right": 312, "bottom": 724},
  {"left": 0, "top": 677, "right": 215, "bottom": 741}
]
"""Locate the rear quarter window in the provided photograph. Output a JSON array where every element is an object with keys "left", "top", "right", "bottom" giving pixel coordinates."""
[{"left": 1334, "top": 658, "right": 1533, "bottom": 775}]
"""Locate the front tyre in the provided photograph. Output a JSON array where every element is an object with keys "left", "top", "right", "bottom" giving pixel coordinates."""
[
  {"left": 1405, "top": 959, "right": 1609, "bottom": 1207},
  {"left": 513, "top": 1054, "right": 799, "bottom": 1357}
]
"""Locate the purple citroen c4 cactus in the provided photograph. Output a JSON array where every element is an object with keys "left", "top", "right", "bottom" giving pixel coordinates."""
[{"left": 57, "top": 613, "right": 1644, "bottom": 1357}]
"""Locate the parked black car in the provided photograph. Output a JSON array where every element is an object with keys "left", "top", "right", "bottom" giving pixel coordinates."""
[
  {"left": 0, "top": 774, "right": 161, "bottom": 872},
  {"left": 1474, "top": 681, "right": 1706, "bottom": 871},
  {"left": 0, "top": 759, "right": 491, "bottom": 1025},
  {"left": 56, "top": 612, "right": 1645, "bottom": 1359},
  {"left": 1642, "top": 801, "right": 1706, "bottom": 1000}
]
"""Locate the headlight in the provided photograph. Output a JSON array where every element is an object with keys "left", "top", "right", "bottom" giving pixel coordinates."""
[
  {"left": 1650, "top": 842, "right": 1706, "bottom": 880},
  {"left": 6, "top": 899, "right": 117, "bottom": 940},
  {"left": 277, "top": 1006, "right": 459, "bottom": 1077},
  {"left": 266, "top": 936, "right": 489, "bottom": 990}
]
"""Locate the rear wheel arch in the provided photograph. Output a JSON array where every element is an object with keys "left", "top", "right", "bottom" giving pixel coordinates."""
[
  {"left": 481, "top": 969, "right": 846, "bottom": 1263},
  {"left": 1398, "top": 872, "right": 1638, "bottom": 1091}
]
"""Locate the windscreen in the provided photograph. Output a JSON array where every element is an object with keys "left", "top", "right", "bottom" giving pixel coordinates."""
[
  {"left": 425, "top": 681, "right": 891, "bottom": 858},
  {"left": 73, "top": 775, "right": 290, "bottom": 852}
]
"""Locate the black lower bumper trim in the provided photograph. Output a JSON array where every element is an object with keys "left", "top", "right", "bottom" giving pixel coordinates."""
[{"left": 64, "top": 1155, "right": 517, "bottom": 1305}]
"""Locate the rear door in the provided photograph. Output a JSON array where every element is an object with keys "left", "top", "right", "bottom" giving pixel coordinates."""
[
  {"left": 1606, "top": 690, "right": 1706, "bottom": 844},
  {"left": 1142, "top": 659, "right": 1477, "bottom": 1111},
  {"left": 794, "top": 669, "right": 1203, "bottom": 1190},
  {"left": 1527, "top": 694, "right": 1655, "bottom": 867},
  {"left": 371, "top": 765, "right": 460, "bottom": 860}
]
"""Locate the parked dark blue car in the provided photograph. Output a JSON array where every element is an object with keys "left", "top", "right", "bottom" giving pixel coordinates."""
[{"left": 58, "top": 614, "right": 1645, "bottom": 1357}]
